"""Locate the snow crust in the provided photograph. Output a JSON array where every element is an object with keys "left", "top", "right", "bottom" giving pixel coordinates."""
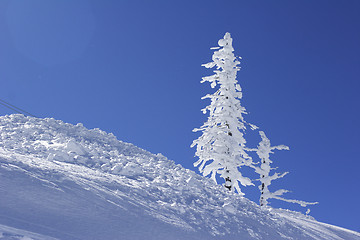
[{"left": 0, "top": 114, "right": 359, "bottom": 240}]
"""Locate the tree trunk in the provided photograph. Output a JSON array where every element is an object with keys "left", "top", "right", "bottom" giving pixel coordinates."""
[
  {"left": 224, "top": 169, "right": 232, "bottom": 191},
  {"left": 260, "top": 158, "right": 265, "bottom": 206}
]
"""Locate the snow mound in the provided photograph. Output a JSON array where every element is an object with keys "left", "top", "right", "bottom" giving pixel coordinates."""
[{"left": 0, "top": 114, "right": 359, "bottom": 240}]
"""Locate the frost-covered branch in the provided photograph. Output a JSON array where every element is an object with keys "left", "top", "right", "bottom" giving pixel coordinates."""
[{"left": 273, "top": 196, "right": 319, "bottom": 207}]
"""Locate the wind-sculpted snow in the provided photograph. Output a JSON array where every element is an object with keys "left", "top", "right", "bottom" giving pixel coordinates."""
[
  {"left": 0, "top": 223, "right": 58, "bottom": 240},
  {"left": 0, "top": 114, "right": 359, "bottom": 240}
]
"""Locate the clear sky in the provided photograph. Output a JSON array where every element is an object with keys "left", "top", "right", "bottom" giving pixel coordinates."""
[{"left": 1, "top": 0, "right": 359, "bottom": 232}]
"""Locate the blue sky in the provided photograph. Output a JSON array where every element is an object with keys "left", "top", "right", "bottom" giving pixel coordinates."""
[{"left": 1, "top": 0, "right": 359, "bottom": 232}]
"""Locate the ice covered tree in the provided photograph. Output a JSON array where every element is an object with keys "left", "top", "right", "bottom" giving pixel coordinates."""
[
  {"left": 248, "top": 131, "right": 318, "bottom": 207},
  {"left": 191, "top": 33, "right": 256, "bottom": 195}
]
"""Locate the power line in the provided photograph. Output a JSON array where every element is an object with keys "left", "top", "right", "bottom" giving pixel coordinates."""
[{"left": 0, "top": 98, "right": 37, "bottom": 117}]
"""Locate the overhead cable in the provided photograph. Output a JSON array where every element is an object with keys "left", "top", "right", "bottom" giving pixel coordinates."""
[{"left": 0, "top": 98, "right": 37, "bottom": 117}]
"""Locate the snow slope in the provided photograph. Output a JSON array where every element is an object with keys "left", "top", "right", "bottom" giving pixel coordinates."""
[{"left": 0, "top": 114, "right": 358, "bottom": 240}]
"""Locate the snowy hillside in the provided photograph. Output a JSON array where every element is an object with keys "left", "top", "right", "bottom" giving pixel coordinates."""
[{"left": 0, "top": 114, "right": 358, "bottom": 240}]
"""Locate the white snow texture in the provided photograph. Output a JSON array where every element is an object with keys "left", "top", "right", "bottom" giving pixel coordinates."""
[{"left": 0, "top": 114, "right": 359, "bottom": 240}]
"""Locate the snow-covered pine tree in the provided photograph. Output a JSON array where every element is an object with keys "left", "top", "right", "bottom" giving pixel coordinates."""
[
  {"left": 191, "top": 32, "right": 256, "bottom": 195},
  {"left": 248, "top": 131, "right": 318, "bottom": 207}
]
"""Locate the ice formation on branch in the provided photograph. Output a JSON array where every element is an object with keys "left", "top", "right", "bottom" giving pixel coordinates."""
[
  {"left": 191, "top": 33, "right": 256, "bottom": 195},
  {"left": 248, "top": 131, "right": 318, "bottom": 207}
]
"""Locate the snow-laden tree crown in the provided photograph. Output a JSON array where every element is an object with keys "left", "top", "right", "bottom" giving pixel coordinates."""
[
  {"left": 247, "top": 131, "right": 317, "bottom": 208},
  {"left": 192, "top": 33, "right": 317, "bottom": 209},
  {"left": 191, "top": 32, "right": 256, "bottom": 195}
]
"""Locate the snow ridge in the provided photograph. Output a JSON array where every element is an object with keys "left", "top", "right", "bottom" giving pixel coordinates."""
[{"left": 0, "top": 115, "right": 359, "bottom": 240}]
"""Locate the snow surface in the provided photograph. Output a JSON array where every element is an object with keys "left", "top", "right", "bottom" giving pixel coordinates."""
[
  {"left": 0, "top": 223, "right": 58, "bottom": 240},
  {"left": 0, "top": 114, "right": 359, "bottom": 240}
]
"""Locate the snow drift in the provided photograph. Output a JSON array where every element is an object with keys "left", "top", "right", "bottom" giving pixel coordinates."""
[{"left": 0, "top": 114, "right": 358, "bottom": 240}]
